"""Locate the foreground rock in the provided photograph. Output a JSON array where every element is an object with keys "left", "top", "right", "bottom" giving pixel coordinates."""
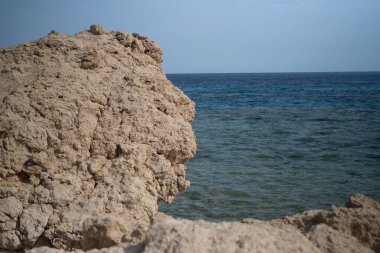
[
  {"left": 0, "top": 25, "right": 196, "bottom": 251},
  {"left": 142, "top": 214, "right": 321, "bottom": 253},
  {"left": 272, "top": 193, "right": 380, "bottom": 253},
  {"left": 28, "top": 213, "right": 322, "bottom": 253},
  {"left": 306, "top": 224, "right": 373, "bottom": 253},
  {"left": 28, "top": 194, "right": 379, "bottom": 253}
]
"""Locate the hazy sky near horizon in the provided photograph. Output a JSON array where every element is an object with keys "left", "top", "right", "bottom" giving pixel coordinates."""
[{"left": 1, "top": 0, "right": 379, "bottom": 73}]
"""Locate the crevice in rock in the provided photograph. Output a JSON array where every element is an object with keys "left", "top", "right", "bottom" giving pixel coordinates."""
[
  {"left": 115, "top": 144, "right": 122, "bottom": 158},
  {"left": 18, "top": 170, "right": 31, "bottom": 184}
]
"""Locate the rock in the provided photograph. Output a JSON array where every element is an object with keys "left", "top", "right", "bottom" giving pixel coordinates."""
[
  {"left": 142, "top": 214, "right": 322, "bottom": 253},
  {"left": 27, "top": 245, "right": 143, "bottom": 253},
  {"left": 25, "top": 194, "right": 380, "bottom": 253},
  {"left": 346, "top": 193, "right": 380, "bottom": 211},
  {"left": 80, "top": 50, "right": 102, "bottom": 69},
  {"left": 0, "top": 197, "right": 23, "bottom": 249},
  {"left": 28, "top": 247, "right": 65, "bottom": 253},
  {"left": 272, "top": 194, "right": 380, "bottom": 252},
  {"left": 0, "top": 230, "right": 22, "bottom": 250},
  {"left": 81, "top": 216, "right": 129, "bottom": 250},
  {"left": 0, "top": 196, "right": 23, "bottom": 221},
  {"left": 115, "top": 32, "right": 162, "bottom": 63},
  {"left": 89, "top": 24, "right": 108, "bottom": 35},
  {"left": 0, "top": 25, "right": 196, "bottom": 251},
  {"left": 19, "top": 204, "right": 53, "bottom": 248},
  {"left": 307, "top": 224, "right": 374, "bottom": 253}
]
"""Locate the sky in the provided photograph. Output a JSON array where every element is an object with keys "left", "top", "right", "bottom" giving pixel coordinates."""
[{"left": 0, "top": 0, "right": 380, "bottom": 73}]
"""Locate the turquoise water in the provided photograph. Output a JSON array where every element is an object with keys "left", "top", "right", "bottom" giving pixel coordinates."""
[{"left": 160, "top": 72, "right": 380, "bottom": 221}]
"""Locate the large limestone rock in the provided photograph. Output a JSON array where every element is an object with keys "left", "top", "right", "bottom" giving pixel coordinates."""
[{"left": 0, "top": 25, "right": 196, "bottom": 251}]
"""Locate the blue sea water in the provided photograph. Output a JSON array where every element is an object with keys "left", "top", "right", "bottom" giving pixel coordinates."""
[{"left": 159, "top": 72, "right": 380, "bottom": 221}]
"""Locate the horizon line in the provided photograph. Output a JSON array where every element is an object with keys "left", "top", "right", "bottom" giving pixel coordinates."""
[{"left": 166, "top": 70, "right": 380, "bottom": 75}]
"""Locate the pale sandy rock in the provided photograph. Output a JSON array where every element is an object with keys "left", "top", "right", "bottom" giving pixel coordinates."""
[
  {"left": 25, "top": 195, "right": 380, "bottom": 253},
  {"left": 272, "top": 194, "right": 380, "bottom": 252},
  {"left": 89, "top": 25, "right": 108, "bottom": 35},
  {"left": 27, "top": 244, "right": 143, "bottom": 253},
  {"left": 307, "top": 224, "right": 374, "bottom": 253},
  {"left": 0, "top": 197, "right": 23, "bottom": 249},
  {"left": 19, "top": 204, "right": 53, "bottom": 248},
  {"left": 346, "top": 193, "right": 380, "bottom": 211},
  {"left": 0, "top": 230, "right": 22, "bottom": 250},
  {"left": 28, "top": 248, "right": 65, "bottom": 253},
  {"left": 142, "top": 214, "right": 322, "bottom": 253},
  {"left": 81, "top": 216, "right": 137, "bottom": 250},
  {"left": 0, "top": 196, "right": 23, "bottom": 221},
  {"left": 27, "top": 215, "right": 322, "bottom": 253},
  {"left": 0, "top": 24, "right": 196, "bottom": 251}
]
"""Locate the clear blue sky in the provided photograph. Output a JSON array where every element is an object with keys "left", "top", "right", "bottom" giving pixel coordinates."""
[{"left": 1, "top": 0, "right": 379, "bottom": 73}]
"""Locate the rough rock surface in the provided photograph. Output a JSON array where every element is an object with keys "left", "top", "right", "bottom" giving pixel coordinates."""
[
  {"left": 141, "top": 214, "right": 322, "bottom": 253},
  {"left": 0, "top": 25, "right": 196, "bottom": 251},
  {"left": 346, "top": 193, "right": 380, "bottom": 211},
  {"left": 28, "top": 214, "right": 322, "bottom": 253},
  {"left": 146, "top": 196, "right": 378, "bottom": 253},
  {"left": 28, "top": 195, "right": 380, "bottom": 253},
  {"left": 306, "top": 224, "right": 374, "bottom": 253},
  {"left": 272, "top": 194, "right": 380, "bottom": 253}
]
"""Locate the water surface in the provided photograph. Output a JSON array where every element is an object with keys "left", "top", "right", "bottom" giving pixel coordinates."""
[{"left": 160, "top": 72, "right": 380, "bottom": 221}]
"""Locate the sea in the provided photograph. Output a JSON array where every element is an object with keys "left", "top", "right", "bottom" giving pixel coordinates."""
[{"left": 159, "top": 72, "right": 380, "bottom": 221}]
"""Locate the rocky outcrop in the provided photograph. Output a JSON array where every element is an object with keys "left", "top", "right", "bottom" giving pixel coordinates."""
[
  {"left": 27, "top": 213, "right": 322, "bottom": 253},
  {"left": 272, "top": 194, "right": 380, "bottom": 253},
  {"left": 141, "top": 214, "right": 322, "bottom": 253},
  {"left": 0, "top": 25, "right": 195, "bottom": 251},
  {"left": 27, "top": 195, "right": 380, "bottom": 253},
  {"left": 306, "top": 224, "right": 373, "bottom": 253},
  {"left": 143, "top": 198, "right": 379, "bottom": 252}
]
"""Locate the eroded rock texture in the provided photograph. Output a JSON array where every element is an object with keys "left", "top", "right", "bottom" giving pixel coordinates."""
[
  {"left": 142, "top": 214, "right": 322, "bottom": 253},
  {"left": 272, "top": 194, "right": 380, "bottom": 253},
  {"left": 28, "top": 214, "right": 322, "bottom": 253},
  {"left": 0, "top": 25, "right": 196, "bottom": 251},
  {"left": 28, "top": 195, "right": 380, "bottom": 253}
]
